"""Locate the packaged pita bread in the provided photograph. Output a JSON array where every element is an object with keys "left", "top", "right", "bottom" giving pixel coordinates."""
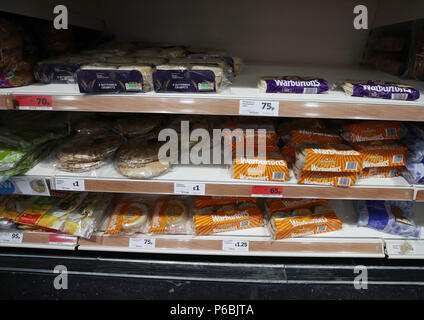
[
  {"left": 341, "top": 80, "right": 419, "bottom": 100},
  {"left": 342, "top": 121, "right": 402, "bottom": 143},
  {"left": 259, "top": 76, "right": 329, "bottom": 94},
  {"left": 295, "top": 144, "right": 363, "bottom": 172},
  {"left": 353, "top": 141, "right": 407, "bottom": 168},
  {"left": 268, "top": 204, "right": 342, "bottom": 239},
  {"left": 148, "top": 196, "right": 192, "bottom": 234}
]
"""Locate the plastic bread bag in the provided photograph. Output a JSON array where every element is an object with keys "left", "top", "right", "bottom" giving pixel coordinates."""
[
  {"left": 280, "top": 128, "right": 343, "bottom": 148},
  {"left": 113, "top": 114, "right": 164, "bottom": 137},
  {"left": 341, "top": 80, "right": 420, "bottom": 101},
  {"left": 15, "top": 192, "right": 86, "bottom": 231},
  {"left": 153, "top": 61, "right": 229, "bottom": 93},
  {"left": 352, "top": 140, "right": 407, "bottom": 168},
  {"left": 104, "top": 194, "right": 154, "bottom": 235},
  {"left": 0, "top": 217, "right": 15, "bottom": 230},
  {"left": 355, "top": 200, "right": 420, "bottom": 238},
  {"left": 61, "top": 193, "right": 114, "bottom": 238},
  {"left": 258, "top": 76, "right": 329, "bottom": 94},
  {"left": 295, "top": 143, "right": 363, "bottom": 173},
  {"left": 194, "top": 202, "right": 263, "bottom": 236},
  {"left": 115, "top": 138, "right": 171, "bottom": 179},
  {"left": 295, "top": 168, "right": 358, "bottom": 187},
  {"left": 148, "top": 196, "right": 193, "bottom": 235},
  {"left": 268, "top": 203, "right": 342, "bottom": 240},
  {"left": 359, "top": 167, "right": 403, "bottom": 179},
  {"left": 73, "top": 117, "right": 114, "bottom": 136},
  {"left": 0, "top": 194, "right": 37, "bottom": 220},
  {"left": 194, "top": 196, "right": 258, "bottom": 214},
  {"left": 56, "top": 133, "right": 124, "bottom": 173},
  {"left": 264, "top": 198, "right": 329, "bottom": 216},
  {"left": 76, "top": 63, "right": 154, "bottom": 93},
  {"left": 341, "top": 121, "right": 402, "bottom": 143},
  {"left": 402, "top": 162, "right": 424, "bottom": 184},
  {"left": 185, "top": 54, "right": 236, "bottom": 78}
]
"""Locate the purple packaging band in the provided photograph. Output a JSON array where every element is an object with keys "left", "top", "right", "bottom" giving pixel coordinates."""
[
  {"left": 76, "top": 69, "right": 145, "bottom": 94},
  {"left": 351, "top": 82, "right": 420, "bottom": 101},
  {"left": 264, "top": 78, "right": 329, "bottom": 94},
  {"left": 35, "top": 63, "right": 86, "bottom": 84},
  {"left": 153, "top": 70, "right": 216, "bottom": 93}
]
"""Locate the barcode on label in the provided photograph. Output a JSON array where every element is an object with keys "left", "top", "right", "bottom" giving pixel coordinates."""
[
  {"left": 240, "top": 220, "right": 250, "bottom": 228},
  {"left": 385, "top": 128, "right": 398, "bottom": 137},
  {"left": 345, "top": 161, "right": 358, "bottom": 171},
  {"left": 392, "top": 154, "right": 404, "bottom": 164},
  {"left": 272, "top": 172, "right": 286, "bottom": 180},
  {"left": 303, "top": 88, "right": 318, "bottom": 94},
  {"left": 389, "top": 169, "right": 398, "bottom": 177},
  {"left": 337, "top": 177, "right": 351, "bottom": 186},
  {"left": 391, "top": 93, "right": 408, "bottom": 100},
  {"left": 316, "top": 226, "right": 327, "bottom": 232}
]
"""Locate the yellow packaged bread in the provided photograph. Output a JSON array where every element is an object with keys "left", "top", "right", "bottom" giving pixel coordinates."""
[
  {"left": 359, "top": 167, "right": 403, "bottom": 179},
  {"left": 295, "top": 169, "right": 358, "bottom": 187},
  {"left": 269, "top": 205, "right": 342, "bottom": 239},
  {"left": 233, "top": 154, "right": 290, "bottom": 182},
  {"left": 295, "top": 144, "right": 363, "bottom": 172},
  {"left": 194, "top": 206, "right": 263, "bottom": 236},
  {"left": 353, "top": 141, "right": 407, "bottom": 168},
  {"left": 342, "top": 121, "right": 401, "bottom": 143},
  {"left": 194, "top": 196, "right": 257, "bottom": 214},
  {"left": 265, "top": 198, "right": 329, "bottom": 214}
]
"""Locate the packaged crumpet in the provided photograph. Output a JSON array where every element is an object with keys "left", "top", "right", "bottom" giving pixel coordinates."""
[
  {"left": 265, "top": 198, "right": 329, "bottom": 214},
  {"left": 232, "top": 154, "right": 289, "bottom": 181},
  {"left": 342, "top": 121, "right": 401, "bottom": 143},
  {"left": 353, "top": 141, "right": 407, "bottom": 168},
  {"left": 296, "top": 170, "right": 358, "bottom": 187},
  {"left": 295, "top": 144, "right": 363, "bottom": 172},
  {"left": 269, "top": 205, "right": 342, "bottom": 239},
  {"left": 149, "top": 196, "right": 192, "bottom": 234},
  {"left": 359, "top": 167, "right": 403, "bottom": 179},
  {"left": 194, "top": 206, "right": 263, "bottom": 236},
  {"left": 194, "top": 196, "right": 257, "bottom": 214},
  {"left": 105, "top": 196, "right": 151, "bottom": 235}
]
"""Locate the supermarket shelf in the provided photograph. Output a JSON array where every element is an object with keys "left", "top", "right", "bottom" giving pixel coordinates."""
[
  {"left": 414, "top": 186, "right": 424, "bottom": 201},
  {"left": 2, "top": 64, "right": 424, "bottom": 121},
  {"left": 0, "top": 230, "right": 77, "bottom": 250},
  {"left": 23, "top": 156, "right": 415, "bottom": 200}
]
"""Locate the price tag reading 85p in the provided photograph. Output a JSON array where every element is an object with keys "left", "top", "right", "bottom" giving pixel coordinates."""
[
  {"left": 222, "top": 240, "right": 249, "bottom": 252},
  {"left": 239, "top": 100, "right": 279, "bottom": 116}
]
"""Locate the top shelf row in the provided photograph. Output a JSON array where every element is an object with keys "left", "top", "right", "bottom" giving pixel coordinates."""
[{"left": 1, "top": 64, "right": 424, "bottom": 122}]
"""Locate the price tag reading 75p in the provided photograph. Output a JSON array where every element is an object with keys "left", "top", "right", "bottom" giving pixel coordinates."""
[
  {"left": 129, "top": 238, "right": 156, "bottom": 249},
  {"left": 174, "top": 183, "right": 205, "bottom": 195},
  {"left": 251, "top": 185, "right": 283, "bottom": 197},
  {"left": 239, "top": 100, "right": 279, "bottom": 116}
]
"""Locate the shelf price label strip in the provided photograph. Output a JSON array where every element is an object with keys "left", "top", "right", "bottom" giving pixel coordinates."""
[
  {"left": 14, "top": 95, "right": 53, "bottom": 110},
  {"left": 251, "top": 185, "right": 283, "bottom": 197},
  {"left": 239, "top": 100, "right": 279, "bottom": 116},
  {"left": 0, "top": 232, "right": 23, "bottom": 244}
]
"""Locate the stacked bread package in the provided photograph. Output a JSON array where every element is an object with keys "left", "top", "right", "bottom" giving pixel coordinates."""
[{"left": 342, "top": 121, "right": 407, "bottom": 179}]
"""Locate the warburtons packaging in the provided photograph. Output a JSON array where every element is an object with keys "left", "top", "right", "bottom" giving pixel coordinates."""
[
  {"left": 194, "top": 196, "right": 257, "bottom": 214},
  {"left": 295, "top": 144, "right": 363, "bottom": 172},
  {"left": 295, "top": 170, "right": 358, "bottom": 187},
  {"left": 194, "top": 206, "right": 263, "bottom": 236},
  {"left": 353, "top": 141, "right": 407, "bottom": 168},
  {"left": 268, "top": 204, "right": 342, "bottom": 240},
  {"left": 265, "top": 198, "right": 329, "bottom": 214},
  {"left": 342, "top": 121, "right": 401, "bottom": 143},
  {"left": 232, "top": 154, "right": 289, "bottom": 182},
  {"left": 359, "top": 167, "right": 403, "bottom": 179},
  {"left": 284, "top": 129, "right": 343, "bottom": 147}
]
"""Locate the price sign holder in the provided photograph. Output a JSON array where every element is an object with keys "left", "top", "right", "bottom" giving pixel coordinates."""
[
  {"left": 54, "top": 177, "right": 85, "bottom": 191},
  {"left": 251, "top": 185, "right": 283, "bottom": 197},
  {"left": 0, "top": 232, "right": 23, "bottom": 244},
  {"left": 174, "top": 182, "right": 205, "bottom": 195},
  {"left": 129, "top": 238, "right": 156, "bottom": 249},
  {"left": 239, "top": 100, "right": 279, "bottom": 116},
  {"left": 222, "top": 239, "right": 249, "bottom": 252},
  {"left": 14, "top": 95, "right": 53, "bottom": 110}
]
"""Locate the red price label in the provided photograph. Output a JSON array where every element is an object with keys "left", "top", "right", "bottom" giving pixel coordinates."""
[
  {"left": 14, "top": 95, "right": 53, "bottom": 110},
  {"left": 49, "top": 234, "right": 76, "bottom": 245},
  {"left": 251, "top": 185, "right": 283, "bottom": 197}
]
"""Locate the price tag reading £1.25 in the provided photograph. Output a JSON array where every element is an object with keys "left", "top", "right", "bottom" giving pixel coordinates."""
[
  {"left": 222, "top": 240, "right": 249, "bottom": 252},
  {"left": 239, "top": 100, "right": 279, "bottom": 116}
]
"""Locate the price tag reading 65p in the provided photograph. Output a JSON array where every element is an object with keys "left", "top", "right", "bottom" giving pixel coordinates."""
[{"left": 251, "top": 185, "right": 283, "bottom": 197}]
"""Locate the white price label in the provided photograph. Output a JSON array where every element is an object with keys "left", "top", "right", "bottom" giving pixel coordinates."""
[
  {"left": 222, "top": 240, "right": 249, "bottom": 252},
  {"left": 239, "top": 100, "right": 279, "bottom": 116},
  {"left": 129, "top": 238, "right": 156, "bottom": 249},
  {"left": 0, "top": 232, "right": 23, "bottom": 244},
  {"left": 174, "top": 183, "right": 205, "bottom": 195},
  {"left": 389, "top": 241, "right": 416, "bottom": 255},
  {"left": 54, "top": 178, "right": 85, "bottom": 191},
  {"left": 10, "top": 176, "right": 50, "bottom": 196}
]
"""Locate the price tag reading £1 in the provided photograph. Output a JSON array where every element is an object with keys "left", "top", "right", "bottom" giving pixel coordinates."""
[
  {"left": 129, "top": 238, "right": 156, "bottom": 249},
  {"left": 222, "top": 240, "right": 249, "bottom": 252},
  {"left": 239, "top": 100, "right": 279, "bottom": 116},
  {"left": 54, "top": 178, "right": 85, "bottom": 191},
  {"left": 0, "top": 232, "right": 23, "bottom": 244},
  {"left": 174, "top": 183, "right": 205, "bottom": 195}
]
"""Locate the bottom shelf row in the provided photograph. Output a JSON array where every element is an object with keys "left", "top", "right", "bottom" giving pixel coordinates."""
[{"left": 0, "top": 193, "right": 423, "bottom": 259}]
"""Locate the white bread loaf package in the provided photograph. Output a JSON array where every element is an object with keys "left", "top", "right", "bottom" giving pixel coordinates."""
[
  {"left": 76, "top": 63, "right": 153, "bottom": 93},
  {"left": 153, "top": 59, "right": 228, "bottom": 93}
]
